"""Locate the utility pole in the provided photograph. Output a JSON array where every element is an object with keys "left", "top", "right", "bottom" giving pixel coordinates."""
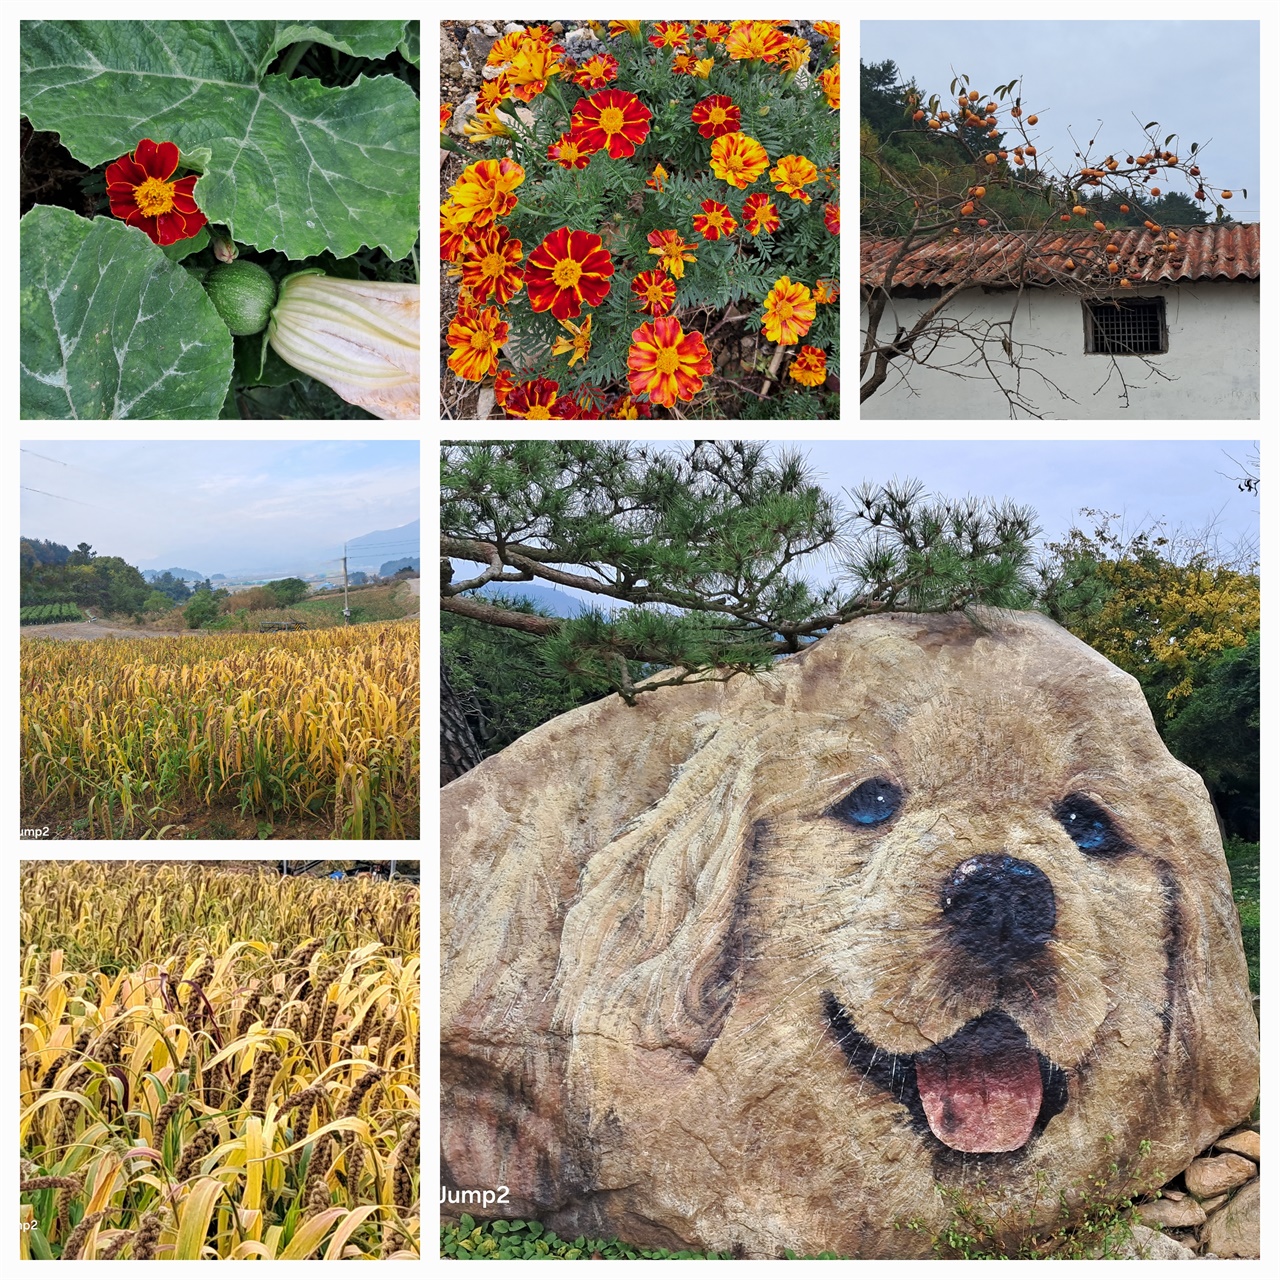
[{"left": 342, "top": 543, "right": 351, "bottom": 624}]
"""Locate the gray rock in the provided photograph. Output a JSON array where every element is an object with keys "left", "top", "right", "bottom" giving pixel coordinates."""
[
  {"left": 475, "top": 386, "right": 497, "bottom": 421},
  {"left": 1185, "top": 1153, "right": 1256, "bottom": 1198},
  {"left": 465, "top": 31, "right": 496, "bottom": 66},
  {"left": 503, "top": 23, "right": 524, "bottom": 35},
  {"left": 1114, "top": 1225, "right": 1197, "bottom": 1259},
  {"left": 482, "top": 25, "right": 497, "bottom": 38},
  {"left": 1202, "top": 1179, "right": 1259, "bottom": 1258},
  {"left": 1198, "top": 1192, "right": 1228, "bottom": 1213},
  {"left": 1213, "top": 1129, "right": 1260, "bottom": 1162},
  {"left": 550, "top": 22, "right": 564, "bottom": 35},
  {"left": 1137, "top": 1197, "right": 1206, "bottom": 1230},
  {"left": 445, "top": 62, "right": 463, "bottom": 81},
  {"left": 449, "top": 97, "right": 478, "bottom": 139}
]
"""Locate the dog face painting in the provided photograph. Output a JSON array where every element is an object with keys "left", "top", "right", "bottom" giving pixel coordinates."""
[{"left": 442, "top": 612, "right": 1258, "bottom": 1258}]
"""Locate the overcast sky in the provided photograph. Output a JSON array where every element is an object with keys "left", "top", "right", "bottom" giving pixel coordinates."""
[
  {"left": 787, "top": 438, "right": 1259, "bottom": 563},
  {"left": 861, "top": 18, "right": 1261, "bottom": 220},
  {"left": 20, "top": 441, "right": 420, "bottom": 579}
]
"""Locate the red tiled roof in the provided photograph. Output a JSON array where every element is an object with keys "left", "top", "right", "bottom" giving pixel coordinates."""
[{"left": 861, "top": 223, "right": 1259, "bottom": 291}]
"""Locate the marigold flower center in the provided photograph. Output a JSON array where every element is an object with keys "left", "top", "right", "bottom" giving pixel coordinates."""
[
  {"left": 598, "top": 107, "right": 626, "bottom": 133},
  {"left": 552, "top": 258, "right": 584, "bottom": 288},
  {"left": 776, "top": 302, "right": 794, "bottom": 320},
  {"left": 708, "top": 106, "right": 727, "bottom": 125},
  {"left": 645, "top": 284, "right": 666, "bottom": 302},
  {"left": 654, "top": 347, "right": 682, "bottom": 374},
  {"left": 525, "top": 405, "right": 553, "bottom": 419},
  {"left": 134, "top": 176, "right": 177, "bottom": 217},
  {"left": 480, "top": 253, "right": 506, "bottom": 279},
  {"left": 471, "top": 331, "right": 496, "bottom": 351}
]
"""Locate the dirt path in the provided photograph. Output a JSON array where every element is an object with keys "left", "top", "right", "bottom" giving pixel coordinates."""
[{"left": 21, "top": 619, "right": 177, "bottom": 641}]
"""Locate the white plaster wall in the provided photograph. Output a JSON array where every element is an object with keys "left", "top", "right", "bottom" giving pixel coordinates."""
[{"left": 861, "top": 281, "right": 1259, "bottom": 420}]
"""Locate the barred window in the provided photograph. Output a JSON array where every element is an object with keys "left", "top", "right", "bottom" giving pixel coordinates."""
[{"left": 1084, "top": 296, "right": 1167, "bottom": 355}]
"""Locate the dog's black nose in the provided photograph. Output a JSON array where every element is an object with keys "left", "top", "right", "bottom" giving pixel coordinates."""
[{"left": 941, "top": 854, "right": 1056, "bottom": 964}]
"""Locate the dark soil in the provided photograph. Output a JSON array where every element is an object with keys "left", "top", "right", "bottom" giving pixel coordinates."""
[{"left": 21, "top": 119, "right": 98, "bottom": 218}]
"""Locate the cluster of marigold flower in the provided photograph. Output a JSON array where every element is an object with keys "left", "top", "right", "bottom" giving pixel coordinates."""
[{"left": 442, "top": 19, "right": 839, "bottom": 419}]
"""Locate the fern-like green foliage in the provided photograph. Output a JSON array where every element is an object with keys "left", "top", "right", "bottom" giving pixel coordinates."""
[{"left": 452, "top": 24, "right": 840, "bottom": 411}]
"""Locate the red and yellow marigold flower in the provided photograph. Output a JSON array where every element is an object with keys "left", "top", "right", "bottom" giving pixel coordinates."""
[
  {"left": 550, "top": 314, "right": 593, "bottom": 367},
  {"left": 447, "top": 305, "right": 509, "bottom": 382},
  {"left": 477, "top": 74, "right": 511, "bottom": 110},
  {"left": 819, "top": 63, "right": 840, "bottom": 110},
  {"left": 647, "top": 228, "right": 699, "bottom": 280},
  {"left": 504, "top": 376, "right": 568, "bottom": 419},
  {"left": 571, "top": 88, "right": 652, "bottom": 159},
  {"left": 493, "top": 367, "right": 515, "bottom": 408},
  {"left": 671, "top": 53, "right": 698, "bottom": 75},
  {"left": 608, "top": 20, "right": 641, "bottom": 39},
  {"left": 547, "top": 132, "right": 594, "bottom": 169},
  {"left": 724, "top": 21, "right": 789, "bottom": 63},
  {"left": 814, "top": 278, "right": 840, "bottom": 305},
  {"left": 742, "top": 193, "right": 781, "bottom": 235},
  {"left": 789, "top": 346, "right": 827, "bottom": 387},
  {"left": 459, "top": 225, "right": 524, "bottom": 305},
  {"left": 525, "top": 227, "right": 615, "bottom": 320},
  {"left": 710, "top": 132, "right": 770, "bottom": 188},
  {"left": 105, "top": 138, "right": 208, "bottom": 246},
  {"left": 447, "top": 158, "right": 525, "bottom": 229},
  {"left": 761, "top": 277, "right": 817, "bottom": 345},
  {"left": 506, "top": 37, "right": 565, "bottom": 101},
  {"left": 440, "top": 103, "right": 453, "bottom": 130},
  {"left": 487, "top": 31, "right": 526, "bottom": 66},
  {"left": 439, "top": 203, "right": 472, "bottom": 261},
  {"left": 631, "top": 269, "right": 677, "bottom": 317},
  {"left": 813, "top": 21, "right": 840, "bottom": 53},
  {"left": 627, "top": 317, "right": 713, "bottom": 409},
  {"left": 691, "top": 94, "right": 741, "bottom": 139},
  {"left": 649, "top": 22, "right": 690, "bottom": 50},
  {"left": 780, "top": 38, "right": 811, "bottom": 75},
  {"left": 646, "top": 162, "right": 669, "bottom": 192},
  {"left": 611, "top": 393, "right": 653, "bottom": 419},
  {"left": 464, "top": 109, "right": 513, "bottom": 142},
  {"left": 692, "top": 199, "right": 738, "bottom": 240},
  {"left": 770, "top": 153, "right": 819, "bottom": 203},
  {"left": 571, "top": 53, "right": 618, "bottom": 88},
  {"left": 824, "top": 201, "right": 840, "bottom": 235},
  {"left": 695, "top": 21, "right": 730, "bottom": 44}
]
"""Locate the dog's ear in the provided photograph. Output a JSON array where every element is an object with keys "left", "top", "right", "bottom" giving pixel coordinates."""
[{"left": 552, "top": 726, "right": 762, "bottom": 1074}]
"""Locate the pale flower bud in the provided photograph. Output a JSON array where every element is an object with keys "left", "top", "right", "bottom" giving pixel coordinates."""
[{"left": 267, "top": 271, "right": 419, "bottom": 420}]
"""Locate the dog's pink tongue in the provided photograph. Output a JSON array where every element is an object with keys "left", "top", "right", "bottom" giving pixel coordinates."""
[{"left": 916, "top": 1032, "right": 1042, "bottom": 1153}]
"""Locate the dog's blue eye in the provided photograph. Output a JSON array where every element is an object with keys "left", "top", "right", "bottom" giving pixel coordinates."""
[
  {"left": 1053, "top": 794, "right": 1129, "bottom": 857},
  {"left": 829, "top": 778, "right": 902, "bottom": 827}
]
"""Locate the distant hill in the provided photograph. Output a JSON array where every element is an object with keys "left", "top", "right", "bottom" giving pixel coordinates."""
[
  {"left": 143, "top": 567, "right": 205, "bottom": 582},
  {"left": 473, "top": 581, "right": 594, "bottom": 618},
  {"left": 347, "top": 520, "right": 419, "bottom": 572},
  {"left": 380, "top": 556, "right": 420, "bottom": 577}
]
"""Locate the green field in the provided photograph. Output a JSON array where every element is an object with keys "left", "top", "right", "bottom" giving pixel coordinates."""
[{"left": 20, "top": 602, "right": 81, "bottom": 625}]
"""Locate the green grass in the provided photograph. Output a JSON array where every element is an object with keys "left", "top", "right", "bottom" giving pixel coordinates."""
[
  {"left": 1223, "top": 837, "right": 1259, "bottom": 994},
  {"left": 294, "top": 583, "right": 414, "bottom": 625},
  {"left": 441, "top": 1216, "right": 730, "bottom": 1260}
]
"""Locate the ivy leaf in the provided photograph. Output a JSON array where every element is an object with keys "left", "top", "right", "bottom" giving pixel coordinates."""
[
  {"left": 19, "top": 20, "right": 419, "bottom": 261},
  {"left": 20, "top": 206, "right": 233, "bottom": 419}
]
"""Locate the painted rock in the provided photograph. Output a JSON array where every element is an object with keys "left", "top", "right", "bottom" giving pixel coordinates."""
[{"left": 442, "top": 611, "right": 1259, "bottom": 1258}]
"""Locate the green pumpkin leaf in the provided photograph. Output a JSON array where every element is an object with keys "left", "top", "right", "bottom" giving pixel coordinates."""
[
  {"left": 20, "top": 20, "right": 419, "bottom": 262},
  {"left": 20, "top": 205, "right": 233, "bottom": 419}
]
